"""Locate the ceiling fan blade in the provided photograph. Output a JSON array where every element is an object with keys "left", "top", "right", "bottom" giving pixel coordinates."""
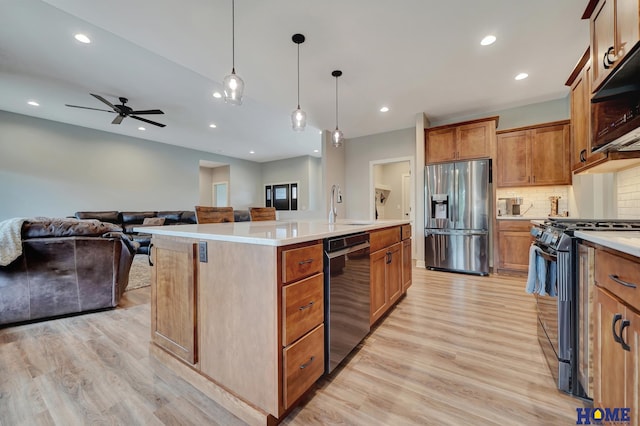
[
  {"left": 111, "top": 115, "right": 125, "bottom": 125},
  {"left": 130, "top": 109, "right": 164, "bottom": 115},
  {"left": 65, "top": 104, "right": 115, "bottom": 113},
  {"left": 90, "top": 93, "right": 117, "bottom": 110},
  {"left": 131, "top": 115, "right": 166, "bottom": 128}
]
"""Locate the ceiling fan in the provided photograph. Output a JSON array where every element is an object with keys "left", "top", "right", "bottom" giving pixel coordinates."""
[{"left": 65, "top": 94, "right": 166, "bottom": 127}]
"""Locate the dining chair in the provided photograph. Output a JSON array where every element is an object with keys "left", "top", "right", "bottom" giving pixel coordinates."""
[
  {"left": 249, "top": 207, "right": 276, "bottom": 221},
  {"left": 195, "top": 206, "right": 235, "bottom": 223}
]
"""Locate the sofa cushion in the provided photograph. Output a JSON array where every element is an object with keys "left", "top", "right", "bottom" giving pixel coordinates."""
[
  {"left": 180, "top": 211, "right": 197, "bottom": 224},
  {"left": 156, "top": 211, "right": 183, "bottom": 224},
  {"left": 74, "top": 211, "right": 120, "bottom": 223},
  {"left": 121, "top": 211, "right": 157, "bottom": 225},
  {"left": 23, "top": 218, "right": 122, "bottom": 239},
  {"left": 142, "top": 217, "right": 166, "bottom": 226},
  {"left": 234, "top": 210, "right": 251, "bottom": 222}
]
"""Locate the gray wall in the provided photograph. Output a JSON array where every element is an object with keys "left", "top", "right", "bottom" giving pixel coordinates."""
[{"left": 0, "top": 110, "right": 262, "bottom": 220}]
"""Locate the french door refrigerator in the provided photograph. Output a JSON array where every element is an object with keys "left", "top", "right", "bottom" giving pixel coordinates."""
[{"left": 424, "top": 159, "right": 490, "bottom": 275}]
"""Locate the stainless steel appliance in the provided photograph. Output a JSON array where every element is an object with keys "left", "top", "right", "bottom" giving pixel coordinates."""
[
  {"left": 531, "top": 218, "right": 640, "bottom": 400},
  {"left": 324, "top": 232, "right": 370, "bottom": 373},
  {"left": 424, "top": 159, "right": 490, "bottom": 275}
]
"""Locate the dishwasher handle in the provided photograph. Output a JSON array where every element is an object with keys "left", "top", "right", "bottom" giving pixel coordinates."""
[{"left": 325, "top": 241, "right": 370, "bottom": 259}]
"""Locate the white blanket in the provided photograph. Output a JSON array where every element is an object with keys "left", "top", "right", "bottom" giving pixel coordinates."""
[{"left": 0, "top": 218, "right": 27, "bottom": 266}]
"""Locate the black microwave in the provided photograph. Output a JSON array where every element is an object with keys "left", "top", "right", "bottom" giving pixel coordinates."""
[{"left": 592, "top": 45, "right": 640, "bottom": 153}]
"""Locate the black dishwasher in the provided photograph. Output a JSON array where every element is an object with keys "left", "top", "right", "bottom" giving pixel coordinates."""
[{"left": 324, "top": 232, "right": 371, "bottom": 373}]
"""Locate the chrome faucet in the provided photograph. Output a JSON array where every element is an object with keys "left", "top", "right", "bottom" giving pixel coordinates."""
[{"left": 329, "top": 184, "right": 342, "bottom": 224}]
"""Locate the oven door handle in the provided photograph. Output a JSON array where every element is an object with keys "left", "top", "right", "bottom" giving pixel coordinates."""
[
  {"left": 609, "top": 274, "right": 637, "bottom": 289},
  {"left": 612, "top": 313, "right": 623, "bottom": 344},
  {"left": 538, "top": 250, "right": 557, "bottom": 262}
]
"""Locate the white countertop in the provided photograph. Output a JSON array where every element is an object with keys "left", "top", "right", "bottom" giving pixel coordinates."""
[
  {"left": 575, "top": 231, "right": 640, "bottom": 258},
  {"left": 134, "top": 219, "right": 410, "bottom": 247}
]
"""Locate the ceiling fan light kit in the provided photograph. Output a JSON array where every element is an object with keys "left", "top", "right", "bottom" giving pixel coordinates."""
[
  {"left": 332, "top": 70, "right": 344, "bottom": 148},
  {"left": 223, "top": 0, "right": 244, "bottom": 105},
  {"left": 291, "top": 33, "right": 307, "bottom": 131}
]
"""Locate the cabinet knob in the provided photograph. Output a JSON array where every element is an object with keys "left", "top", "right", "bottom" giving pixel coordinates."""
[
  {"left": 603, "top": 46, "right": 616, "bottom": 69},
  {"left": 579, "top": 149, "right": 587, "bottom": 163}
]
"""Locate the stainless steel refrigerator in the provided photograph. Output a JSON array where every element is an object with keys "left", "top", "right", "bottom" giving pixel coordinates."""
[{"left": 424, "top": 159, "right": 490, "bottom": 275}]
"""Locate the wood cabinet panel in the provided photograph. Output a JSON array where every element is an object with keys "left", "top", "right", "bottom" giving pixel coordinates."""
[
  {"left": 496, "top": 131, "right": 530, "bottom": 186},
  {"left": 425, "top": 117, "right": 497, "bottom": 164},
  {"left": 617, "top": 0, "right": 640, "bottom": 60},
  {"left": 370, "top": 248, "right": 388, "bottom": 325},
  {"left": 387, "top": 242, "right": 403, "bottom": 305},
  {"left": 282, "top": 273, "right": 324, "bottom": 346},
  {"left": 283, "top": 324, "right": 325, "bottom": 409},
  {"left": 496, "top": 220, "right": 532, "bottom": 275},
  {"left": 595, "top": 249, "right": 640, "bottom": 309},
  {"left": 151, "top": 237, "right": 198, "bottom": 365},
  {"left": 402, "top": 238, "right": 412, "bottom": 292},
  {"left": 282, "top": 244, "right": 323, "bottom": 284},
  {"left": 591, "top": 0, "right": 616, "bottom": 90},
  {"left": 593, "top": 287, "right": 627, "bottom": 412},
  {"left": 426, "top": 127, "right": 457, "bottom": 163},
  {"left": 370, "top": 227, "right": 401, "bottom": 253},
  {"left": 401, "top": 224, "right": 412, "bottom": 241},
  {"left": 626, "top": 308, "right": 640, "bottom": 426},
  {"left": 457, "top": 121, "right": 492, "bottom": 160}
]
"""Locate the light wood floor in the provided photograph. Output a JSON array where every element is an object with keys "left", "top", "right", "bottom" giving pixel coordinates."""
[{"left": 0, "top": 268, "right": 582, "bottom": 425}]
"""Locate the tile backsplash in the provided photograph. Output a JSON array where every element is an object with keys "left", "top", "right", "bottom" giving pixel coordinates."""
[
  {"left": 496, "top": 186, "right": 570, "bottom": 218},
  {"left": 617, "top": 165, "right": 640, "bottom": 219}
]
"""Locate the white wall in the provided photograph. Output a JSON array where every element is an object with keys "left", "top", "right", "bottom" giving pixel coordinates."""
[
  {"left": 0, "top": 110, "right": 262, "bottom": 220},
  {"left": 323, "top": 130, "right": 346, "bottom": 221},
  {"left": 617, "top": 165, "right": 640, "bottom": 219}
]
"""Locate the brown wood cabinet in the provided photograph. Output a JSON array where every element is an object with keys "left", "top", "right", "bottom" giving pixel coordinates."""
[
  {"left": 150, "top": 237, "right": 198, "bottom": 365},
  {"left": 425, "top": 116, "right": 498, "bottom": 164},
  {"left": 592, "top": 245, "right": 640, "bottom": 425},
  {"left": 587, "top": 0, "right": 639, "bottom": 92},
  {"left": 370, "top": 226, "right": 403, "bottom": 325},
  {"left": 495, "top": 220, "right": 533, "bottom": 275},
  {"left": 401, "top": 224, "right": 412, "bottom": 292},
  {"left": 496, "top": 121, "right": 571, "bottom": 187}
]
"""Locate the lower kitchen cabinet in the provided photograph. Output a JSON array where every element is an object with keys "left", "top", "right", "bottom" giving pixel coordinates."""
[
  {"left": 370, "top": 226, "right": 403, "bottom": 325},
  {"left": 150, "top": 237, "right": 198, "bottom": 365},
  {"left": 496, "top": 220, "right": 533, "bottom": 275}
]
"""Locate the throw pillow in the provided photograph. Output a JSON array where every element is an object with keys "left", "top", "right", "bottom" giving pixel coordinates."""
[{"left": 142, "top": 217, "right": 165, "bottom": 226}]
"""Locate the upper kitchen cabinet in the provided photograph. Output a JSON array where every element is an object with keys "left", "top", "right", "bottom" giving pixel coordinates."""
[
  {"left": 425, "top": 116, "right": 498, "bottom": 164},
  {"left": 566, "top": 48, "right": 607, "bottom": 171},
  {"left": 496, "top": 121, "right": 571, "bottom": 187},
  {"left": 585, "top": 0, "right": 639, "bottom": 92}
]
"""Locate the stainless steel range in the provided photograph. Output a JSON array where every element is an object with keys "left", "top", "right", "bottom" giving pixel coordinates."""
[{"left": 531, "top": 218, "right": 640, "bottom": 400}]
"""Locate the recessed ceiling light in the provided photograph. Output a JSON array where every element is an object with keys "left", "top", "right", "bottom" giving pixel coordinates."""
[
  {"left": 515, "top": 72, "right": 529, "bottom": 81},
  {"left": 249, "top": 150, "right": 255, "bottom": 154},
  {"left": 318, "top": 130, "right": 322, "bottom": 134},
  {"left": 74, "top": 33, "right": 91, "bottom": 44},
  {"left": 480, "top": 35, "right": 496, "bottom": 46},
  {"left": 380, "top": 106, "right": 389, "bottom": 112},
  {"left": 138, "top": 127, "right": 146, "bottom": 131},
  {"left": 27, "top": 100, "right": 39, "bottom": 107},
  {"left": 212, "top": 91, "right": 222, "bottom": 99},
  {"left": 209, "top": 123, "right": 217, "bottom": 128},
  {"left": 313, "top": 149, "right": 319, "bottom": 153}
]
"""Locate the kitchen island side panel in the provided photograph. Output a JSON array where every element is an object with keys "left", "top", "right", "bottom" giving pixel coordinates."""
[{"left": 198, "top": 240, "right": 279, "bottom": 415}]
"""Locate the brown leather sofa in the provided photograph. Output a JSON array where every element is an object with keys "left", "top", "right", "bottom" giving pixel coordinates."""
[{"left": 0, "top": 218, "right": 139, "bottom": 327}]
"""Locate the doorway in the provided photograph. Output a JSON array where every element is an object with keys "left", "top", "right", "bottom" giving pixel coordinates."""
[
  {"left": 212, "top": 181, "right": 229, "bottom": 207},
  {"left": 371, "top": 159, "right": 412, "bottom": 220}
]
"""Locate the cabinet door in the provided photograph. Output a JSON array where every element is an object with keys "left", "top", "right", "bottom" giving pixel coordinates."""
[
  {"left": 426, "top": 127, "right": 456, "bottom": 164},
  {"left": 625, "top": 308, "right": 639, "bottom": 425},
  {"left": 402, "top": 238, "right": 412, "bottom": 292},
  {"left": 593, "top": 287, "right": 626, "bottom": 411},
  {"left": 530, "top": 124, "right": 571, "bottom": 185},
  {"left": 616, "top": 0, "right": 640, "bottom": 62},
  {"left": 496, "top": 130, "right": 530, "bottom": 187},
  {"left": 370, "top": 249, "right": 388, "bottom": 325},
  {"left": 151, "top": 238, "right": 198, "bottom": 365},
  {"left": 591, "top": 0, "right": 615, "bottom": 91},
  {"left": 497, "top": 231, "right": 531, "bottom": 273},
  {"left": 571, "top": 62, "right": 591, "bottom": 169},
  {"left": 457, "top": 121, "right": 491, "bottom": 160},
  {"left": 387, "top": 243, "right": 403, "bottom": 305}
]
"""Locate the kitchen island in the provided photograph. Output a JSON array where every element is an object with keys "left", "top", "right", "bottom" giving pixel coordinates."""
[{"left": 135, "top": 219, "right": 411, "bottom": 425}]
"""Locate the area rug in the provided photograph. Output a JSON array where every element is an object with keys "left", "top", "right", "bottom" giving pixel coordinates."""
[{"left": 126, "top": 254, "right": 151, "bottom": 291}]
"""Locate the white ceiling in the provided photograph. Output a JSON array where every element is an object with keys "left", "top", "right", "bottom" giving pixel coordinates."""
[{"left": 0, "top": 0, "right": 589, "bottom": 162}]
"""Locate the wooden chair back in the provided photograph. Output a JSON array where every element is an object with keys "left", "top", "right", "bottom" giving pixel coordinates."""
[
  {"left": 249, "top": 207, "right": 276, "bottom": 221},
  {"left": 195, "top": 206, "right": 234, "bottom": 223}
]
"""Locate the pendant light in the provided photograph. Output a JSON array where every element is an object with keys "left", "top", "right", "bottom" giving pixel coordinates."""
[
  {"left": 331, "top": 70, "right": 344, "bottom": 147},
  {"left": 223, "top": 0, "right": 244, "bottom": 105},
  {"left": 291, "top": 33, "right": 307, "bottom": 131}
]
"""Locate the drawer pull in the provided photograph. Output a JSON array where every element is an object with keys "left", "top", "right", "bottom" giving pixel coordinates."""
[
  {"left": 612, "top": 314, "right": 623, "bottom": 344},
  {"left": 300, "top": 355, "right": 315, "bottom": 369},
  {"left": 620, "top": 320, "right": 631, "bottom": 352},
  {"left": 298, "top": 259, "right": 314, "bottom": 265},
  {"left": 298, "top": 301, "right": 314, "bottom": 311},
  {"left": 609, "top": 274, "right": 637, "bottom": 289}
]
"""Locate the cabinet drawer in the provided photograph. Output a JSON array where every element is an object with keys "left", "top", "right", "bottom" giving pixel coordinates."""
[
  {"left": 595, "top": 250, "right": 640, "bottom": 310},
  {"left": 370, "top": 227, "right": 401, "bottom": 253},
  {"left": 497, "top": 220, "right": 532, "bottom": 232},
  {"left": 282, "top": 244, "right": 323, "bottom": 284},
  {"left": 283, "top": 324, "right": 324, "bottom": 409},
  {"left": 401, "top": 224, "right": 411, "bottom": 240},
  {"left": 282, "top": 273, "right": 324, "bottom": 346}
]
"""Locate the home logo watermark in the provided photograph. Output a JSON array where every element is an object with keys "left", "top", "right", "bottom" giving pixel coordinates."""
[{"left": 576, "top": 407, "right": 631, "bottom": 424}]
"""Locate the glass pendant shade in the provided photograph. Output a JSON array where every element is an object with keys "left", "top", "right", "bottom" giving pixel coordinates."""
[
  {"left": 291, "top": 107, "right": 306, "bottom": 131},
  {"left": 223, "top": 70, "right": 244, "bottom": 105},
  {"left": 332, "top": 127, "right": 344, "bottom": 147}
]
